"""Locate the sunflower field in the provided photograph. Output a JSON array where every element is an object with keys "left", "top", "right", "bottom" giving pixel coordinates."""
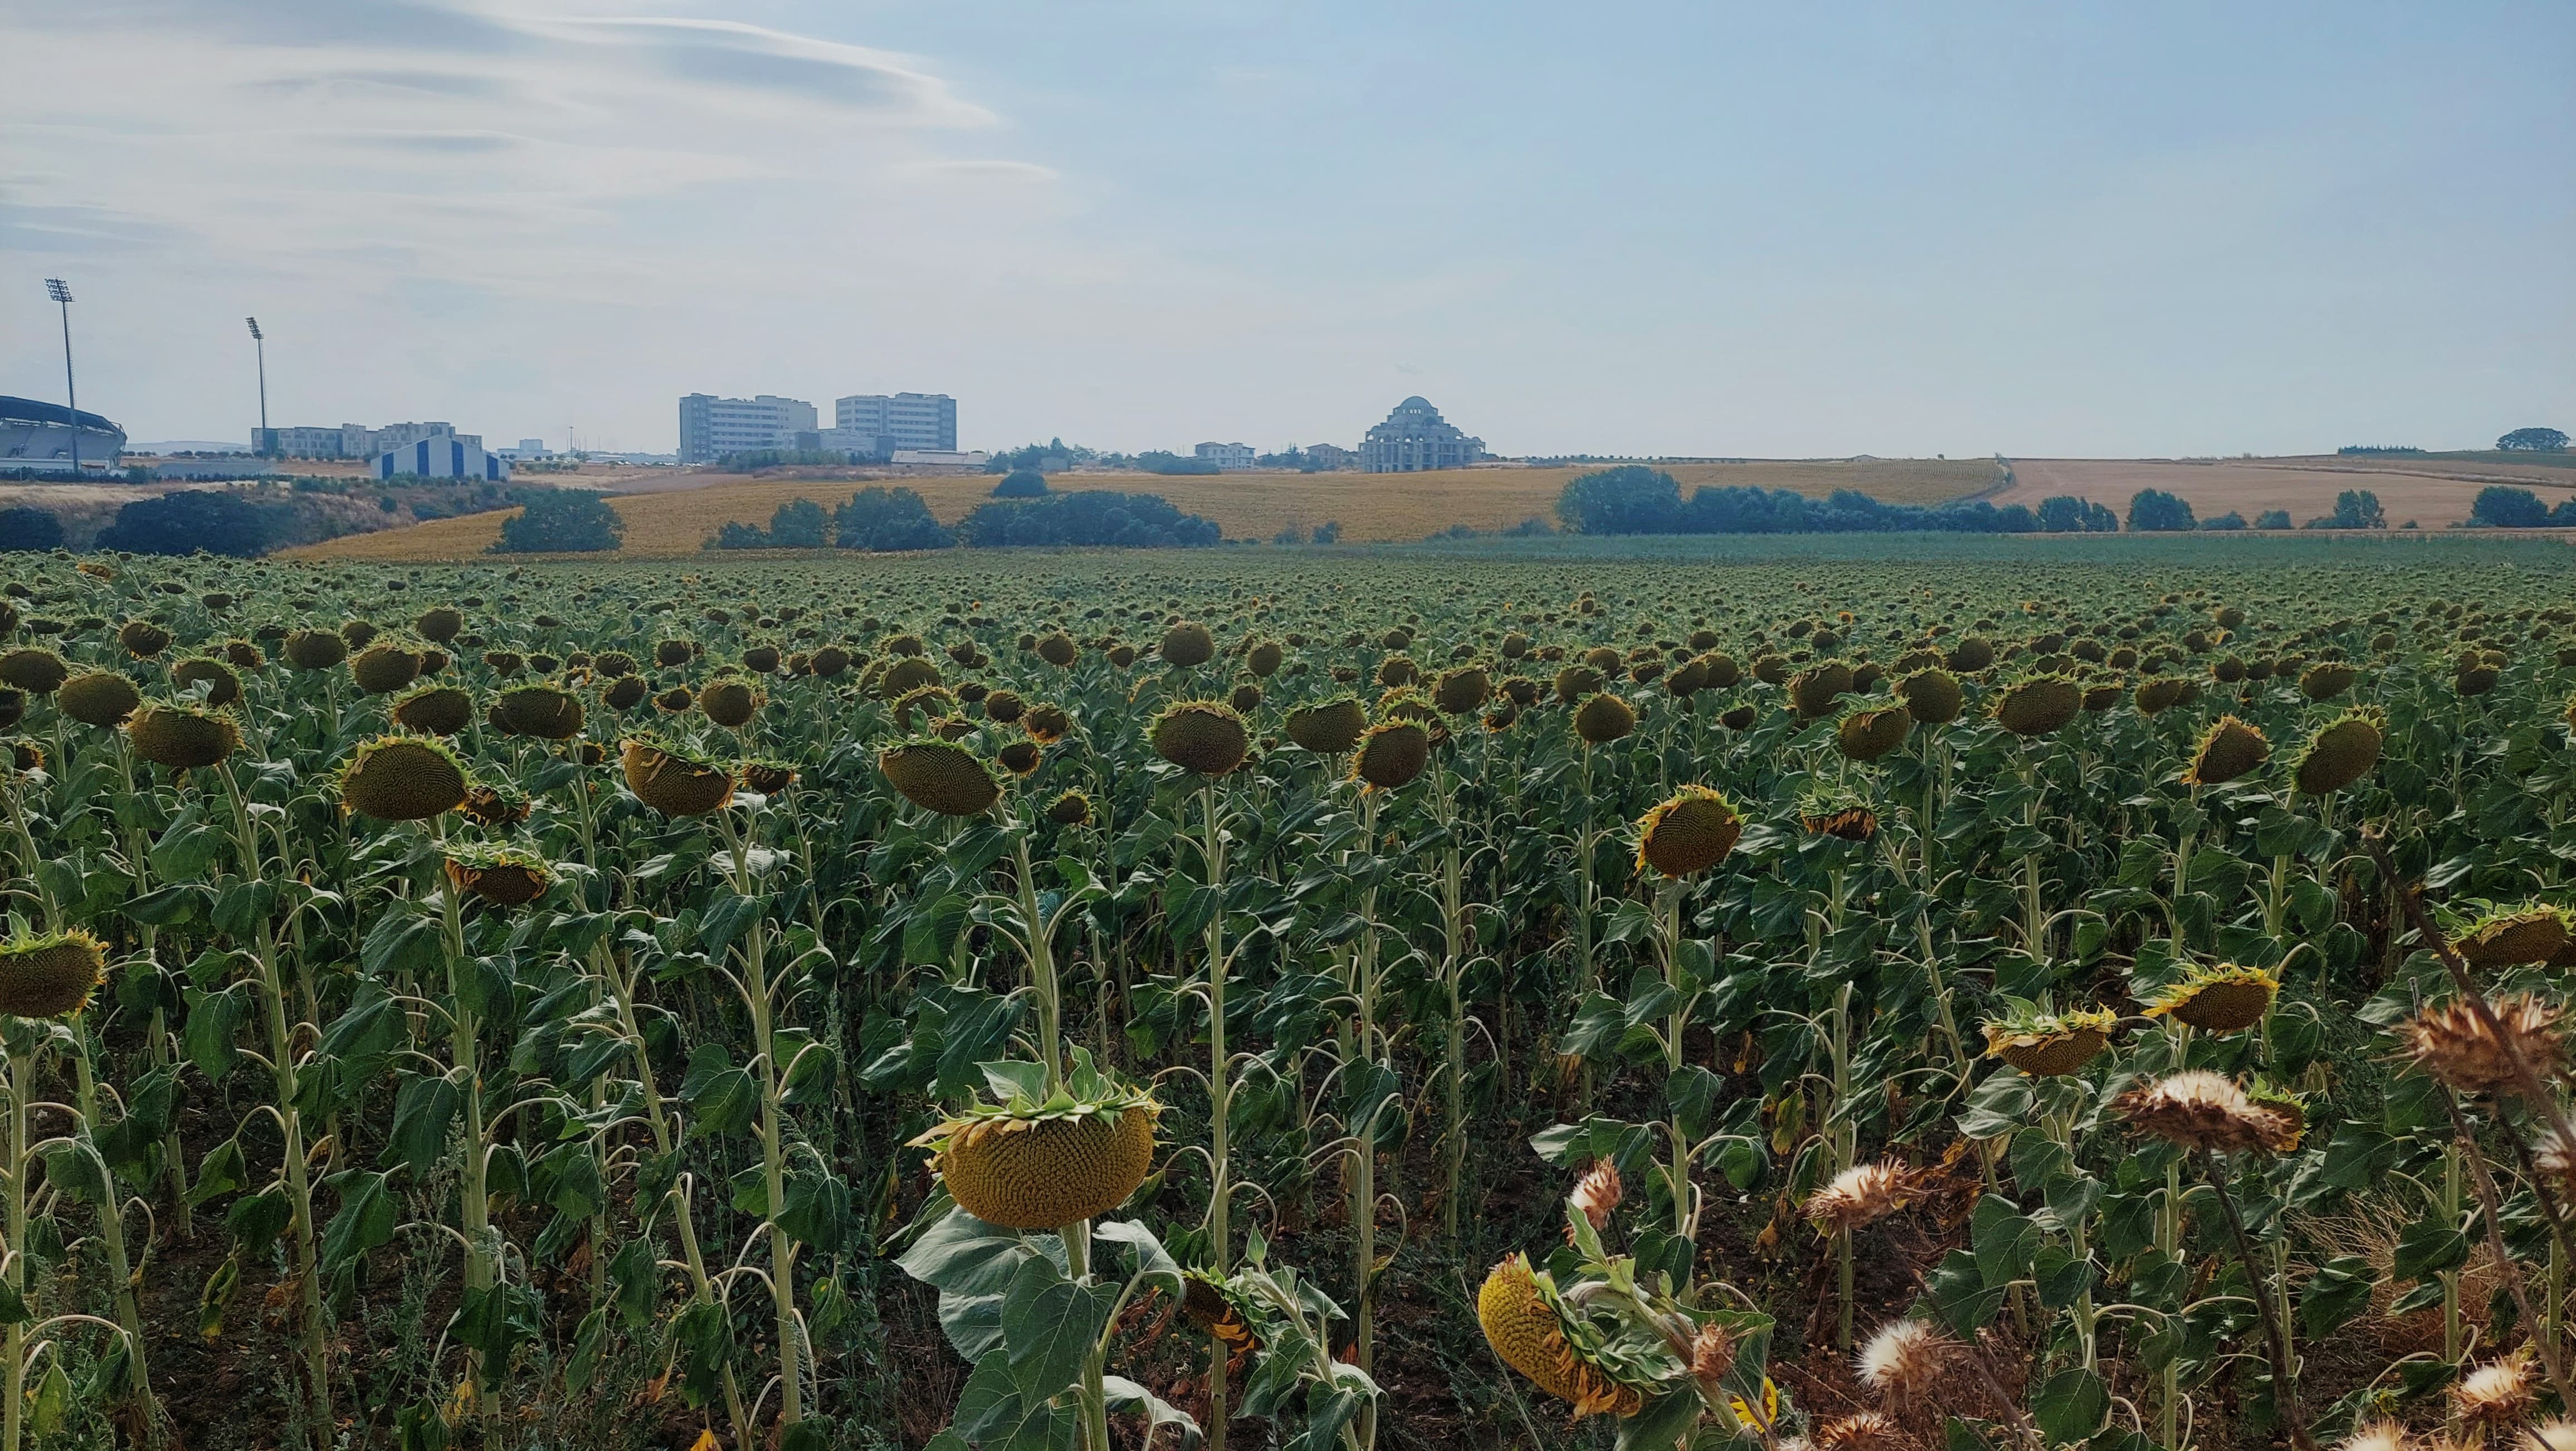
[{"left": 0, "top": 542, "right": 2570, "bottom": 1451}]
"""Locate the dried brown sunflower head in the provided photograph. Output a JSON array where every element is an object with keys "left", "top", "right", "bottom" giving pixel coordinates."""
[
  {"left": 2114, "top": 1070, "right": 2303, "bottom": 1156},
  {"left": 2401, "top": 994, "right": 2564, "bottom": 1095},
  {"left": 1803, "top": 1162, "right": 1917, "bottom": 1233}
]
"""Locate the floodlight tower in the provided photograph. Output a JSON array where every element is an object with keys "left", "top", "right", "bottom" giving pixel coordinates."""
[
  {"left": 43, "top": 279, "right": 77, "bottom": 474},
  {"left": 246, "top": 317, "right": 270, "bottom": 453}
]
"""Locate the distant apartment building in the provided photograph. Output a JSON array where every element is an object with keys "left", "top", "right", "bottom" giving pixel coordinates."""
[
  {"left": 253, "top": 421, "right": 480, "bottom": 459},
  {"left": 789, "top": 427, "right": 888, "bottom": 456},
  {"left": 1361, "top": 396, "right": 1484, "bottom": 473},
  {"left": 1304, "top": 443, "right": 1359, "bottom": 471},
  {"left": 677, "top": 394, "right": 818, "bottom": 463},
  {"left": 1194, "top": 441, "right": 1257, "bottom": 471},
  {"left": 835, "top": 393, "right": 956, "bottom": 454}
]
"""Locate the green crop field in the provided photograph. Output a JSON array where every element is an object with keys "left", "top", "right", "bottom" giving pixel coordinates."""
[{"left": 1, "top": 537, "right": 2572, "bottom": 1450}]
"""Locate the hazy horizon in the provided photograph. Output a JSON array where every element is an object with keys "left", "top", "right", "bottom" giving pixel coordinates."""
[{"left": 6, "top": 1, "right": 2569, "bottom": 460}]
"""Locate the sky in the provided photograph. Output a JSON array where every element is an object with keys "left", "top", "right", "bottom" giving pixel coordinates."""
[{"left": 3, "top": 1, "right": 2570, "bottom": 458}]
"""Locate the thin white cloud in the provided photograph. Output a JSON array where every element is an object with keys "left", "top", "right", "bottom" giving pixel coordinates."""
[{"left": 511, "top": 16, "right": 997, "bottom": 126}]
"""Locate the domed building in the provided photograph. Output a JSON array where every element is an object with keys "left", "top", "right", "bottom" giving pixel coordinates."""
[{"left": 1361, "top": 396, "right": 1484, "bottom": 473}]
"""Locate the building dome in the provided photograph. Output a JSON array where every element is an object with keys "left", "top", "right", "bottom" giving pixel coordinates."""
[{"left": 1362, "top": 397, "right": 1483, "bottom": 473}]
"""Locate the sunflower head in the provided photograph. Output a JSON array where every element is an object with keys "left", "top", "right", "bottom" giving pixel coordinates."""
[
  {"left": 1803, "top": 1162, "right": 1917, "bottom": 1233},
  {"left": 1993, "top": 674, "right": 2083, "bottom": 737},
  {"left": 1572, "top": 692, "right": 1637, "bottom": 746},
  {"left": 2292, "top": 706, "right": 2385, "bottom": 796},
  {"left": 1150, "top": 700, "right": 1251, "bottom": 776},
  {"left": 2401, "top": 993, "right": 2565, "bottom": 1095},
  {"left": 0, "top": 929, "right": 110, "bottom": 1019},
  {"left": 2114, "top": 1070, "right": 2304, "bottom": 1156},
  {"left": 2141, "top": 963, "right": 2279, "bottom": 1033},
  {"left": 1352, "top": 719, "right": 1431, "bottom": 792},
  {"left": 1834, "top": 704, "right": 1912, "bottom": 763},
  {"left": 2446, "top": 902, "right": 2574, "bottom": 969},
  {"left": 1474, "top": 1255, "right": 1647, "bottom": 1419},
  {"left": 878, "top": 737, "right": 1003, "bottom": 817},
  {"left": 1981, "top": 1005, "right": 2120, "bottom": 1077},
  {"left": 2184, "top": 715, "right": 2270, "bottom": 786},
  {"left": 1636, "top": 786, "right": 1741, "bottom": 877},
  {"left": 1285, "top": 697, "right": 1368, "bottom": 756}
]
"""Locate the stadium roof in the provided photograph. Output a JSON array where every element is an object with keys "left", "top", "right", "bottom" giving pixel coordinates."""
[{"left": 0, "top": 396, "right": 120, "bottom": 432}]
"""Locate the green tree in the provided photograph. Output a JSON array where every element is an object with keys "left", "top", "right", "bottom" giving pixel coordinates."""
[
  {"left": 2125, "top": 488, "right": 2196, "bottom": 532},
  {"left": 0, "top": 507, "right": 62, "bottom": 552},
  {"left": 2253, "top": 508, "right": 2292, "bottom": 529},
  {"left": 2329, "top": 488, "right": 2385, "bottom": 529},
  {"left": 2497, "top": 426, "right": 2567, "bottom": 451},
  {"left": 2468, "top": 485, "right": 2548, "bottom": 528},
  {"left": 833, "top": 486, "right": 951, "bottom": 551},
  {"left": 97, "top": 489, "right": 274, "bottom": 556},
  {"left": 768, "top": 498, "right": 830, "bottom": 548},
  {"left": 491, "top": 490, "right": 623, "bottom": 553},
  {"left": 992, "top": 469, "right": 1050, "bottom": 499}
]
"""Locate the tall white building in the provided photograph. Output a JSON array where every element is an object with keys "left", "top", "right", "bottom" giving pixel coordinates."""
[
  {"left": 678, "top": 394, "right": 817, "bottom": 463},
  {"left": 835, "top": 392, "right": 955, "bottom": 454}
]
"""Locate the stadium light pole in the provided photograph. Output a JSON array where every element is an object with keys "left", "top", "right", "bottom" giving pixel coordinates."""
[
  {"left": 43, "top": 279, "right": 77, "bottom": 475},
  {"left": 246, "top": 317, "right": 270, "bottom": 453}
]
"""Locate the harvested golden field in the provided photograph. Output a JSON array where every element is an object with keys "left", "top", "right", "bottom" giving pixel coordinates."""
[
  {"left": 1997, "top": 456, "right": 2576, "bottom": 529},
  {"left": 286, "top": 457, "right": 2002, "bottom": 559}
]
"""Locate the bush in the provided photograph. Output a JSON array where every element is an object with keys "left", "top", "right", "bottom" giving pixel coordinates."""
[
  {"left": 2253, "top": 509, "right": 2293, "bottom": 529},
  {"left": 835, "top": 487, "right": 952, "bottom": 552},
  {"left": 2468, "top": 485, "right": 2549, "bottom": 528},
  {"left": 492, "top": 490, "right": 623, "bottom": 553},
  {"left": 1313, "top": 521, "right": 1341, "bottom": 545},
  {"left": 955, "top": 490, "right": 1220, "bottom": 548},
  {"left": 2327, "top": 488, "right": 2385, "bottom": 529},
  {"left": 2125, "top": 489, "right": 2196, "bottom": 532},
  {"left": 2201, "top": 512, "right": 2247, "bottom": 530},
  {"left": 0, "top": 507, "right": 63, "bottom": 552},
  {"left": 992, "top": 470, "right": 1050, "bottom": 499},
  {"left": 97, "top": 489, "right": 274, "bottom": 557},
  {"left": 1555, "top": 467, "right": 1684, "bottom": 533}
]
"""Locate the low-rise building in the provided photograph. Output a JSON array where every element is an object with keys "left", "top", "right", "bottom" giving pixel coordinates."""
[
  {"left": 255, "top": 421, "right": 480, "bottom": 458},
  {"left": 1304, "top": 443, "right": 1359, "bottom": 470},
  {"left": 1361, "top": 396, "right": 1484, "bottom": 473},
  {"left": 890, "top": 449, "right": 988, "bottom": 467},
  {"left": 375, "top": 437, "right": 510, "bottom": 481},
  {"left": 1194, "top": 441, "right": 1257, "bottom": 471}
]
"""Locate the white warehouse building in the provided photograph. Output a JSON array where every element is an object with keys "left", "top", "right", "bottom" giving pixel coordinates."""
[{"left": 375, "top": 436, "right": 510, "bottom": 481}]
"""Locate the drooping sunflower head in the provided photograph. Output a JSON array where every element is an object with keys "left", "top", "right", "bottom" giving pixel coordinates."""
[
  {"left": 1046, "top": 788, "right": 1092, "bottom": 826},
  {"left": 0, "top": 929, "right": 110, "bottom": 1019},
  {"left": 1150, "top": 700, "right": 1251, "bottom": 777},
  {"left": 340, "top": 734, "right": 471, "bottom": 821},
  {"left": 1787, "top": 660, "right": 1855, "bottom": 720},
  {"left": 697, "top": 678, "right": 762, "bottom": 729},
  {"left": 128, "top": 701, "right": 241, "bottom": 771},
  {"left": 878, "top": 737, "right": 1003, "bottom": 817},
  {"left": 1352, "top": 719, "right": 1431, "bottom": 792},
  {"left": 1833, "top": 704, "right": 1912, "bottom": 763},
  {"left": 2400, "top": 993, "right": 2565, "bottom": 1095},
  {"left": 1285, "top": 697, "right": 1368, "bottom": 756},
  {"left": 1803, "top": 1161, "right": 1918, "bottom": 1234},
  {"left": 2114, "top": 1070, "right": 2304, "bottom": 1156},
  {"left": 1981, "top": 1005, "right": 2120, "bottom": 1077},
  {"left": 912, "top": 1063, "right": 1161, "bottom": 1231},
  {"left": 2445, "top": 902, "right": 2574, "bottom": 970},
  {"left": 1158, "top": 620, "right": 1216, "bottom": 669},
  {"left": 1572, "top": 692, "right": 1636, "bottom": 746},
  {"left": 620, "top": 737, "right": 736, "bottom": 817},
  {"left": 1433, "top": 665, "right": 1491, "bottom": 717},
  {"left": 1993, "top": 674, "right": 2083, "bottom": 738},
  {"left": 1474, "top": 1255, "right": 1647, "bottom": 1420},
  {"left": 491, "top": 683, "right": 587, "bottom": 740},
  {"left": 2141, "top": 963, "right": 2279, "bottom": 1033},
  {"left": 442, "top": 841, "right": 554, "bottom": 910},
  {"left": 2292, "top": 707, "right": 2385, "bottom": 796},
  {"left": 1636, "top": 785, "right": 1741, "bottom": 878},
  {"left": 1895, "top": 668, "right": 1964, "bottom": 726},
  {"left": 118, "top": 620, "right": 173, "bottom": 659},
  {"left": 58, "top": 670, "right": 142, "bottom": 729},
  {"left": 2183, "top": 714, "right": 2270, "bottom": 787}
]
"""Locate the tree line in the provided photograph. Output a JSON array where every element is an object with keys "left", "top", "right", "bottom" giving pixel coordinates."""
[{"left": 700, "top": 485, "right": 1222, "bottom": 554}]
